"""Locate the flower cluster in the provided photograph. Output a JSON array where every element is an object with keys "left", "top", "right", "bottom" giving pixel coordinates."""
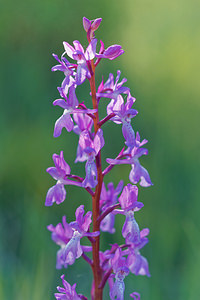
[{"left": 46, "top": 17, "right": 152, "bottom": 300}]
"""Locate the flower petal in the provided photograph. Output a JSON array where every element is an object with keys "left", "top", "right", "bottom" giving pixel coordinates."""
[
  {"left": 45, "top": 184, "right": 66, "bottom": 206},
  {"left": 54, "top": 113, "right": 74, "bottom": 137}
]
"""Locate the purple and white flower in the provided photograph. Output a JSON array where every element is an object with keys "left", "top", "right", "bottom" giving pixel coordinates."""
[
  {"left": 77, "top": 129, "right": 104, "bottom": 188},
  {"left": 48, "top": 205, "right": 99, "bottom": 269},
  {"left": 45, "top": 151, "right": 82, "bottom": 206},
  {"left": 100, "top": 181, "right": 123, "bottom": 233},
  {"left": 62, "top": 38, "right": 97, "bottom": 84},
  {"left": 107, "top": 132, "right": 153, "bottom": 187},
  {"left": 55, "top": 275, "right": 87, "bottom": 300}
]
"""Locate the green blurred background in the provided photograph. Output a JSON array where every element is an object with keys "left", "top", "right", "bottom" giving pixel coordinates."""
[{"left": 0, "top": 0, "right": 200, "bottom": 299}]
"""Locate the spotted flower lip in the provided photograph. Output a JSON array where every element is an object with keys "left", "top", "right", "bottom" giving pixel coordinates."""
[{"left": 109, "top": 248, "right": 129, "bottom": 300}]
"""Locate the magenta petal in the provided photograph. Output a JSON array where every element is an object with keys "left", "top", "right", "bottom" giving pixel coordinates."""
[
  {"left": 53, "top": 99, "right": 69, "bottom": 110},
  {"left": 79, "top": 130, "right": 92, "bottom": 149},
  {"left": 54, "top": 113, "right": 74, "bottom": 137},
  {"left": 94, "top": 128, "right": 105, "bottom": 154},
  {"left": 96, "top": 45, "right": 124, "bottom": 60},
  {"left": 75, "top": 204, "right": 84, "bottom": 220},
  {"left": 83, "top": 17, "right": 91, "bottom": 31},
  {"left": 129, "top": 162, "right": 153, "bottom": 187},
  {"left": 46, "top": 167, "right": 60, "bottom": 180},
  {"left": 109, "top": 277, "right": 125, "bottom": 300},
  {"left": 63, "top": 234, "right": 82, "bottom": 266},
  {"left": 73, "top": 50, "right": 85, "bottom": 62},
  {"left": 85, "top": 38, "right": 97, "bottom": 61},
  {"left": 81, "top": 211, "right": 92, "bottom": 232},
  {"left": 91, "top": 18, "right": 102, "bottom": 31},
  {"left": 122, "top": 121, "right": 135, "bottom": 148},
  {"left": 73, "top": 40, "right": 84, "bottom": 53},
  {"left": 51, "top": 65, "right": 65, "bottom": 72},
  {"left": 122, "top": 215, "right": 140, "bottom": 244},
  {"left": 130, "top": 292, "right": 141, "bottom": 299},
  {"left": 100, "top": 213, "right": 116, "bottom": 234},
  {"left": 45, "top": 184, "right": 66, "bottom": 206},
  {"left": 52, "top": 151, "right": 71, "bottom": 175},
  {"left": 119, "top": 184, "right": 138, "bottom": 210},
  {"left": 134, "top": 148, "right": 148, "bottom": 158},
  {"left": 128, "top": 253, "right": 150, "bottom": 277},
  {"left": 68, "top": 85, "right": 79, "bottom": 108},
  {"left": 140, "top": 228, "right": 150, "bottom": 238},
  {"left": 76, "top": 63, "right": 87, "bottom": 85},
  {"left": 82, "top": 160, "right": 97, "bottom": 188},
  {"left": 63, "top": 41, "right": 75, "bottom": 59}
]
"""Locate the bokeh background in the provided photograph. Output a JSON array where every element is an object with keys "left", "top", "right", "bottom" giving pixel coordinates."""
[{"left": 1, "top": 0, "right": 200, "bottom": 299}]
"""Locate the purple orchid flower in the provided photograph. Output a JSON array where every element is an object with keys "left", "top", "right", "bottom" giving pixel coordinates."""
[
  {"left": 77, "top": 129, "right": 104, "bottom": 188},
  {"left": 107, "top": 93, "right": 138, "bottom": 150},
  {"left": 126, "top": 228, "right": 151, "bottom": 277},
  {"left": 48, "top": 17, "right": 152, "bottom": 299},
  {"left": 73, "top": 112, "right": 93, "bottom": 135},
  {"left": 128, "top": 250, "right": 150, "bottom": 277},
  {"left": 48, "top": 205, "right": 99, "bottom": 269},
  {"left": 100, "top": 180, "right": 123, "bottom": 233},
  {"left": 83, "top": 17, "right": 102, "bottom": 40},
  {"left": 51, "top": 54, "right": 76, "bottom": 85},
  {"left": 73, "top": 112, "right": 94, "bottom": 163},
  {"left": 47, "top": 216, "right": 74, "bottom": 269},
  {"left": 45, "top": 151, "right": 82, "bottom": 207},
  {"left": 109, "top": 248, "right": 129, "bottom": 300},
  {"left": 62, "top": 39, "right": 97, "bottom": 84},
  {"left": 96, "top": 70, "right": 129, "bottom": 102},
  {"left": 53, "top": 84, "right": 96, "bottom": 137},
  {"left": 55, "top": 275, "right": 87, "bottom": 300},
  {"left": 96, "top": 41, "right": 124, "bottom": 61},
  {"left": 107, "top": 132, "right": 153, "bottom": 187},
  {"left": 113, "top": 184, "right": 143, "bottom": 244}
]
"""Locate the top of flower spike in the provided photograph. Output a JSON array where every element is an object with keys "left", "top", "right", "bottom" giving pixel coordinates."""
[{"left": 83, "top": 17, "right": 102, "bottom": 40}]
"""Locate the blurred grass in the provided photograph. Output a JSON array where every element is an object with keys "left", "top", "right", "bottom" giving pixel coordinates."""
[{"left": 0, "top": 0, "right": 200, "bottom": 299}]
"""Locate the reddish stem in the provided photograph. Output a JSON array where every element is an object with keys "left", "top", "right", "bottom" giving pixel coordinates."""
[
  {"left": 98, "top": 113, "right": 116, "bottom": 127},
  {"left": 66, "top": 174, "right": 95, "bottom": 196},
  {"left": 102, "top": 147, "right": 127, "bottom": 176},
  {"left": 97, "top": 203, "right": 120, "bottom": 224},
  {"left": 82, "top": 252, "right": 93, "bottom": 267},
  {"left": 99, "top": 268, "right": 113, "bottom": 289},
  {"left": 89, "top": 58, "right": 103, "bottom": 299}
]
